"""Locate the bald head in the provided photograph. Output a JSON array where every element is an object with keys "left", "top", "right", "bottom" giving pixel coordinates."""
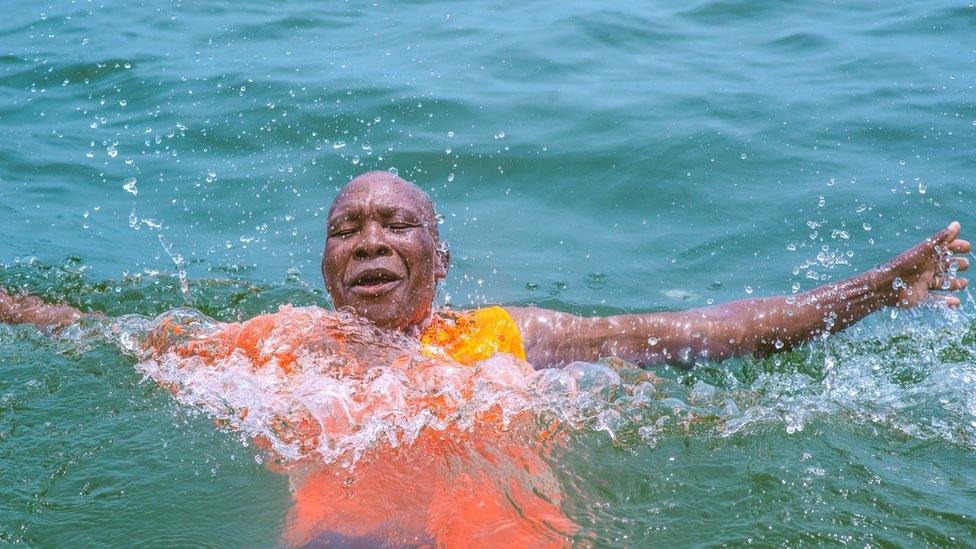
[{"left": 330, "top": 171, "right": 440, "bottom": 240}]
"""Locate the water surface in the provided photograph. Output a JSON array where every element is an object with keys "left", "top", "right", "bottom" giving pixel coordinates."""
[{"left": 1, "top": 0, "right": 975, "bottom": 545}]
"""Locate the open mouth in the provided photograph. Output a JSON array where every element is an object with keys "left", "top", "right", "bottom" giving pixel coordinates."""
[{"left": 349, "top": 268, "right": 402, "bottom": 297}]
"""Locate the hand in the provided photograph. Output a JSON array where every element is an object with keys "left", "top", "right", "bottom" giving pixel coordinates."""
[{"left": 886, "top": 221, "right": 971, "bottom": 308}]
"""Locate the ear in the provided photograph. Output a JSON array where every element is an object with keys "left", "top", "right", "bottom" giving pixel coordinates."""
[{"left": 435, "top": 241, "right": 450, "bottom": 279}]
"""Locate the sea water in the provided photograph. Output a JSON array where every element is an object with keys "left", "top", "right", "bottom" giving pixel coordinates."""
[{"left": 1, "top": 0, "right": 975, "bottom": 545}]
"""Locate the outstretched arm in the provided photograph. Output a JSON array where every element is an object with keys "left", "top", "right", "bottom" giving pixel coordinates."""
[
  {"left": 0, "top": 288, "right": 90, "bottom": 333},
  {"left": 507, "top": 222, "right": 971, "bottom": 369}
]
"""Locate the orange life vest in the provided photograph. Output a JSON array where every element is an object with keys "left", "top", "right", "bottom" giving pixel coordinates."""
[
  {"left": 145, "top": 306, "right": 572, "bottom": 547},
  {"left": 419, "top": 306, "right": 526, "bottom": 365},
  {"left": 150, "top": 305, "right": 526, "bottom": 371}
]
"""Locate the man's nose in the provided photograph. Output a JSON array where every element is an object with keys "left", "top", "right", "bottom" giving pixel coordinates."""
[{"left": 353, "top": 222, "right": 392, "bottom": 259}]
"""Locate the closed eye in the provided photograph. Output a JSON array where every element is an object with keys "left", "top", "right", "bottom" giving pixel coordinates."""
[{"left": 328, "top": 228, "right": 357, "bottom": 238}]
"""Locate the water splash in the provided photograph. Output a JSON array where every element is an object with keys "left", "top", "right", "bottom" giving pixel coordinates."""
[
  {"left": 720, "top": 308, "right": 976, "bottom": 448},
  {"left": 157, "top": 235, "right": 192, "bottom": 305},
  {"left": 43, "top": 270, "right": 976, "bottom": 467}
]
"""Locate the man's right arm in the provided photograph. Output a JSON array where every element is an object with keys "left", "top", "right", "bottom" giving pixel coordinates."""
[{"left": 0, "top": 288, "right": 88, "bottom": 333}]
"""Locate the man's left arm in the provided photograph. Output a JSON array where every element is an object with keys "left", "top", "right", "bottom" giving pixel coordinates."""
[{"left": 507, "top": 222, "right": 970, "bottom": 369}]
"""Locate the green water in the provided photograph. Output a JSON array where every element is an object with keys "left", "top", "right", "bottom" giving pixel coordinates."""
[{"left": 2, "top": 0, "right": 976, "bottom": 545}]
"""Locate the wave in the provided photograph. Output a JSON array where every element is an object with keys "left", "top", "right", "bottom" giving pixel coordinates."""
[{"left": 6, "top": 261, "right": 975, "bottom": 468}]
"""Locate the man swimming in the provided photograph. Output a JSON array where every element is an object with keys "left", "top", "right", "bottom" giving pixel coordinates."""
[
  {"left": 0, "top": 170, "right": 970, "bottom": 546},
  {"left": 0, "top": 170, "right": 971, "bottom": 364}
]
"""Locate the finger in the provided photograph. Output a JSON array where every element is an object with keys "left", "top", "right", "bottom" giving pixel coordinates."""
[
  {"left": 939, "top": 255, "right": 969, "bottom": 273},
  {"left": 930, "top": 276, "right": 968, "bottom": 291},
  {"left": 950, "top": 257, "right": 970, "bottom": 273},
  {"left": 943, "top": 295, "right": 962, "bottom": 308},
  {"left": 947, "top": 221, "right": 961, "bottom": 241},
  {"left": 934, "top": 221, "right": 961, "bottom": 245},
  {"left": 948, "top": 238, "right": 971, "bottom": 254}
]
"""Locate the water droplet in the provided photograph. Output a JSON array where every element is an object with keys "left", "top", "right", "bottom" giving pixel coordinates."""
[
  {"left": 332, "top": 141, "right": 346, "bottom": 150},
  {"left": 388, "top": 167, "right": 399, "bottom": 176},
  {"left": 647, "top": 337, "right": 659, "bottom": 346},
  {"left": 107, "top": 145, "right": 118, "bottom": 158},
  {"left": 122, "top": 177, "right": 138, "bottom": 195},
  {"left": 745, "top": 286, "right": 753, "bottom": 294},
  {"left": 774, "top": 339, "right": 784, "bottom": 349},
  {"left": 494, "top": 130, "right": 505, "bottom": 139},
  {"left": 447, "top": 131, "right": 455, "bottom": 138},
  {"left": 862, "top": 223, "right": 872, "bottom": 231},
  {"left": 447, "top": 173, "right": 455, "bottom": 182},
  {"left": 351, "top": 156, "right": 360, "bottom": 165},
  {"left": 118, "top": 99, "right": 127, "bottom": 107},
  {"left": 918, "top": 181, "right": 927, "bottom": 194},
  {"left": 740, "top": 153, "right": 747, "bottom": 160}
]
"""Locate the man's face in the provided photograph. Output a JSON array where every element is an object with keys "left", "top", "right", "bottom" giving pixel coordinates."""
[{"left": 322, "top": 175, "right": 447, "bottom": 330}]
